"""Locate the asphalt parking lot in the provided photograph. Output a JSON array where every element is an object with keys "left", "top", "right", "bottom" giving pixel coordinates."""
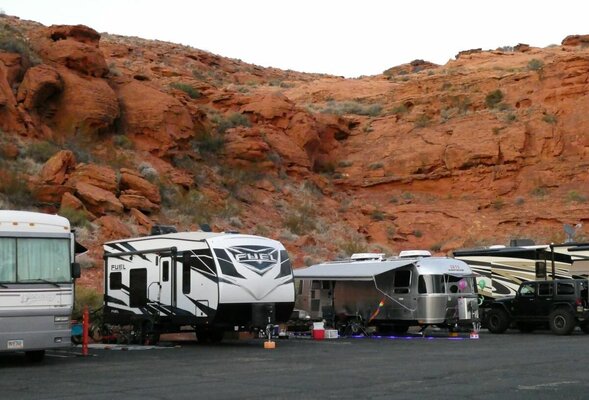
[{"left": 1, "top": 329, "right": 588, "bottom": 400}]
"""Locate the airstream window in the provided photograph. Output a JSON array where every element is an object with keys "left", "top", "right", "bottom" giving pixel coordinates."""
[
  {"left": 393, "top": 270, "right": 411, "bottom": 293},
  {"left": 418, "top": 275, "right": 445, "bottom": 294},
  {"left": 445, "top": 275, "right": 474, "bottom": 294}
]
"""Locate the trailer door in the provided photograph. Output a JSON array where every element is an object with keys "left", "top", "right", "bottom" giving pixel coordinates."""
[{"left": 160, "top": 256, "right": 174, "bottom": 310}]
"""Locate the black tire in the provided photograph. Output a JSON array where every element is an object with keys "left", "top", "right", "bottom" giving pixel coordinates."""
[
  {"left": 71, "top": 335, "right": 83, "bottom": 345},
  {"left": 580, "top": 321, "right": 589, "bottom": 334},
  {"left": 25, "top": 350, "right": 45, "bottom": 363},
  {"left": 486, "top": 308, "right": 509, "bottom": 334},
  {"left": 549, "top": 309, "right": 575, "bottom": 335}
]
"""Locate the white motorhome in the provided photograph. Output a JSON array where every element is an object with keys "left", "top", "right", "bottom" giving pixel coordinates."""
[
  {"left": 294, "top": 252, "right": 479, "bottom": 334},
  {"left": 103, "top": 230, "right": 295, "bottom": 342},
  {"left": 453, "top": 241, "right": 589, "bottom": 299},
  {"left": 0, "top": 210, "right": 82, "bottom": 361}
]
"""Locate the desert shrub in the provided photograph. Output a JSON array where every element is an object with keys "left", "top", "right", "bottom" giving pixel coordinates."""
[
  {"left": 485, "top": 90, "right": 504, "bottom": 109},
  {"left": 193, "top": 130, "right": 225, "bottom": 154},
  {"left": 321, "top": 101, "right": 382, "bottom": 117},
  {"left": 371, "top": 210, "right": 385, "bottom": 221},
  {"left": 284, "top": 201, "right": 316, "bottom": 235},
  {"left": 0, "top": 23, "right": 40, "bottom": 69},
  {"left": 338, "top": 234, "right": 368, "bottom": 257},
  {"left": 414, "top": 114, "right": 431, "bottom": 128},
  {"left": 531, "top": 186, "right": 548, "bottom": 197},
  {"left": 170, "top": 82, "right": 201, "bottom": 99},
  {"left": 505, "top": 112, "right": 517, "bottom": 122},
  {"left": 113, "top": 134, "right": 134, "bottom": 149},
  {"left": 26, "top": 141, "right": 60, "bottom": 163},
  {"left": 212, "top": 112, "right": 251, "bottom": 134},
  {"left": 542, "top": 114, "right": 557, "bottom": 124},
  {"left": 368, "top": 162, "right": 383, "bottom": 170},
  {"left": 138, "top": 162, "right": 159, "bottom": 182},
  {"left": 413, "top": 230, "right": 423, "bottom": 238},
  {"left": 59, "top": 206, "right": 91, "bottom": 229},
  {"left": 73, "top": 286, "right": 103, "bottom": 320},
  {"left": 527, "top": 59, "right": 544, "bottom": 71},
  {"left": 391, "top": 104, "right": 409, "bottom": 115},
  {"left": 567, "top": 190, "right": 587, "bottom": 203},
  {"left": 491, "top": 198, "right": 505, "bottom": 210},
  {"left": 0, "top": 167, "right": 34, "bottom": 208}
]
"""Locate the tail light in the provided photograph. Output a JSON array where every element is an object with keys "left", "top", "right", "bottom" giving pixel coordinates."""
[{"left": 575, "top": 298, "right": 582, "bottom": 307}]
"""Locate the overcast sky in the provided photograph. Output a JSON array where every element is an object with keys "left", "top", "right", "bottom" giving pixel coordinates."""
[{"left": 3, "top": 1, "right": 589, "bottom": 77}]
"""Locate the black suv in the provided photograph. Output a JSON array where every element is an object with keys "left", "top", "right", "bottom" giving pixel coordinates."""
[{"left": 485, "top": 279, "right": 589, "bottom": 335}]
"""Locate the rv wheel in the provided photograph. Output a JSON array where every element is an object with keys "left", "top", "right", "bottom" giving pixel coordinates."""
[{"left": 486, "top": 309, "right": 509, "bottom": 334}]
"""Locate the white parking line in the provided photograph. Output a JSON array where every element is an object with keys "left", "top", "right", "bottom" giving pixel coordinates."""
[{"left": 518, "top": 381, "right": 579, "bottom": 390}]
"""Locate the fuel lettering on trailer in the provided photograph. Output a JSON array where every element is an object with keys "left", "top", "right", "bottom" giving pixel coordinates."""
[
  {"left": 235, "top": 253, "right": 276, "bottom": 263},
  {"left": 111, "top": 264, "right": 126, "bottom": 271}
]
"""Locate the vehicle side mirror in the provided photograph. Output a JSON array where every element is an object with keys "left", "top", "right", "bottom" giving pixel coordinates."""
[{"left": 72, "top": 262, "right": 81, "bottom": 279}]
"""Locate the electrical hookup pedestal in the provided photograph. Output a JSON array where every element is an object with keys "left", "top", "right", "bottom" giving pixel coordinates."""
[{"left": 263, "top": 316, "right": 276, "bottom": 349}]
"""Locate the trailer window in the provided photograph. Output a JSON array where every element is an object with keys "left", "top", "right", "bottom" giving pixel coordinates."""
[
  {"left": 183, "top": 262, "right": 191, "bottom": 294},
  {"left": 418, "top": 275, "right": 445, "bottom": 294},
  {"left": 162, "top": 260, "right": 169, "bottom": 282},
  {"left": 129, "top": 268, "right": 147, "bottom": 307},
  {"left": 110, "top": 272, "right": 122, "bottom": 290},
  {"left": 393, "top": 270, "right": 411, "bottom": 293}
]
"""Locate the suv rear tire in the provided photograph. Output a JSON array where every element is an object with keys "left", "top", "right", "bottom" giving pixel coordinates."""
[
  {"left": 548, "top": 309, "right": 575, "bottom": 335},
  {"left": 486, "top": 308, "right": 509, "bottom": 334}
]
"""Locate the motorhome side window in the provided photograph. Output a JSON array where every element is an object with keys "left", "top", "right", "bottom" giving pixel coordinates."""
[
  {"left": 393, "top": 270, "right": 411, "bottom": 294},
  {"left": 162, "top": 260, "right": 169, "bottom": 282},
  {"left": 110, "top": 272, "right": 122, "bottom": 290},
  {"left": 535, "top": 261, "right": 546, "bottom": 279}
]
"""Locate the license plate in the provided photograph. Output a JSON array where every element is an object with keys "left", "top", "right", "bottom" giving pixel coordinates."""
[{"left": 7, "top": 340, "right": 24, "bottom": 350}]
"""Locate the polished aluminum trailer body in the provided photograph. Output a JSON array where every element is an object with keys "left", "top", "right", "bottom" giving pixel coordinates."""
[{"left": 294, "top": 255, "right": 478, "bottom": 329}]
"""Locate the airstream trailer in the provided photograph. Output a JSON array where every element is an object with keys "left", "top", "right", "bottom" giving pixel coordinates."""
[{"left": 293, "top": 252, "right": 479, "bottom": 334}]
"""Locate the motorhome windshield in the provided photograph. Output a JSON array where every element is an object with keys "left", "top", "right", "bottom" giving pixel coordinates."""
[
  {"left": 0, "top": 238, "right": 71, "bottom": 283},
  {"left": 418, "top": 274, "right": 475, "bottom": 294}
]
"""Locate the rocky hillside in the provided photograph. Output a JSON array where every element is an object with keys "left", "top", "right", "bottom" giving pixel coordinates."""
[{"left": 1, "top": 15, "right": 589, "bottom": 289}]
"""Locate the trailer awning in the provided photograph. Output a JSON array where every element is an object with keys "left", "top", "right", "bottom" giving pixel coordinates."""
[{"left": 293, "top": 260, "right": 414, "bottom": 281}]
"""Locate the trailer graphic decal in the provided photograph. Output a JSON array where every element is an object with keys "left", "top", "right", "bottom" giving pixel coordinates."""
[
  {"left": 214, "top": 249, "right": 246, "bottom": 279},
  {"left": 226, "top": 246, "right": 279, "bottom": 275}
]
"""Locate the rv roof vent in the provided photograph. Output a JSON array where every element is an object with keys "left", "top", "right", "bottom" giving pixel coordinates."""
[
  {"left": 350, "top": 253, "right": 385, "bottom": 261},
  {"left": 399, "top": 250, "right": 432, "bottom": 258},
  {"left": 150, "top": 225, "right": 177, "bottom": 235},
  {"left": 509, "top": 238, "right": 535, "bottom": 246}
]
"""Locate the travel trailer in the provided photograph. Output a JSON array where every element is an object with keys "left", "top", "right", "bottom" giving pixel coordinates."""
[
  {"left": 453, "top": 241, "right": 589, "bottom": 300},
  {"left": 102, "top": 229, "right": 295, "bottom": 342},
  {"left": 293, "top": 251, "right": 479, "bottom": 334},
  {"left": 0, "top": 210, "right": 82, "bottom": 361}
]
